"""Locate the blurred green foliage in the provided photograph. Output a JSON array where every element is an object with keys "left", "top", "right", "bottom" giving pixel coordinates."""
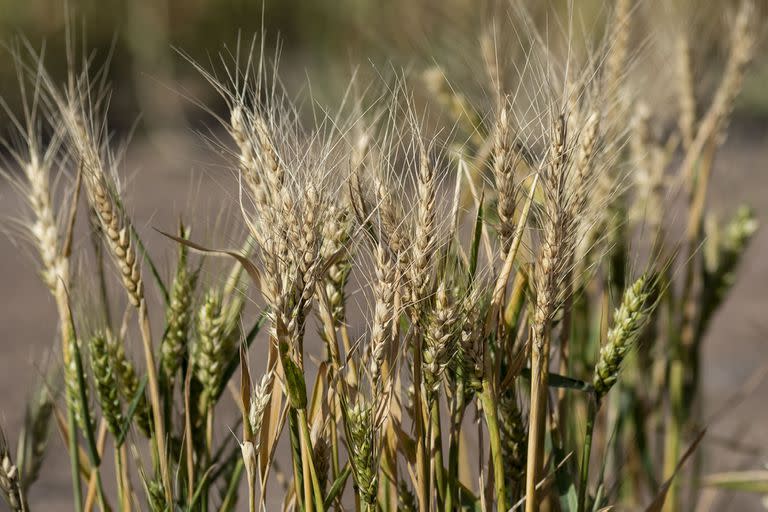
[{"left": 0, "top": 0, "right": 765, "bottom": 129}]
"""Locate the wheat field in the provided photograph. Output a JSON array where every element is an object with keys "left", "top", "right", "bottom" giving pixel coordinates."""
[{"left": 1, "top": 1, "right": 767, "bottom": 511}]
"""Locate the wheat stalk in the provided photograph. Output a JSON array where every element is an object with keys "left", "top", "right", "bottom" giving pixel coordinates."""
[
  {"left": 676, "top": 37, "right": 696, "bottom": 149},
  {"left": 58, "top": 96, "right": 172, "bottom": 501}
]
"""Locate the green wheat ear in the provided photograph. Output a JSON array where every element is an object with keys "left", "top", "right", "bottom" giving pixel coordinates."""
[
  {"left": 142, "top": 471, "right": 167, "bottom": 512},
  {"left": 89, "top": 331, "right": 124, "bottom": 435},
  {"left": 64, "top": 337, "right": 90, "bottom": 433},
  {"left": 193, "top": 288, "right": 228, "bottom": 412},
  {"left": 700, "top": 204, "right": 757, "bottom": 333},
  {"left": 593, "top": 273, "right": 657, "bottom": 399},
  {"left": 113, "top": 340, "right": 153, "bottom": 438},
  {"left": 162, "top": 229, "right": 197, "bottom": 382},
  {"left": 16, "top": 382, "right": 54, "bottom": 491},
  {"left": 346, "top": 401, "right": 378, "bottom": 507},
  {"left": 499, "top": 391, "right": 527, "bottom": 499},
  {"left": 313, "top": 436, "right": 330, "bottom": 496}
]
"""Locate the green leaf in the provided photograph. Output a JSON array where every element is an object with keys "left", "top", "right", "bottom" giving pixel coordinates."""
[
  {"left": 549, "top": 414, "right": 577, "bottom": 512},
  {"left": 323, "top": 463, "right": 351, "bottom": 508},
  {"left": 454, "top": 478, "right": 483, "bottom": 511},
  {"left": 155, "top": 228, "right": 262, "bottom": 293},
  {"left": 212, "top": 312, "right": 267, "bottom": 403},
  {"left": 520, "top": 368, "right": 594, "bottom": 393},
  {"left": 644, "top": 430, "right": 706, "bottom": 512},
  {"left": 469, "top": 192, "right": 484, "bottom": 282},
  {"left": 282, "top": 354, "right": 308, "bottom": 410},
  {"left": 561, "top": 483, "right": 579, "bottom": 512},
  {"left": 132, "top": 224, "right": 169, "bottom": 305},
  {"left": 240, "top": 344, "right": 253, "bottom": 440},
  {"left": 219, "top": 458, "right": 245, "bottom": 512},
  {"left": 69, "top": 332, "right": 100, "bottom": 467},
  {"left": 209, "top": 442, "right": 243, "bottom": 482},
  {"left": 276, "top": 317, "right": 307, "bottom": 410},
  {"left": 116, "top": 375, "right": 148, "bottom": 447},
  {"left": 186, "top": 463, "right": 217, "bottom": 511}
]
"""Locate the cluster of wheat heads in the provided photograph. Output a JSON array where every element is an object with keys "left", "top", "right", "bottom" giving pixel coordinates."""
[{"left": 0, "top": 1, "right": 761, "bottom": 511}]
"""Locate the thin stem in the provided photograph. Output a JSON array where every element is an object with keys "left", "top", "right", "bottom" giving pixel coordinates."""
[
  {"left": 578, "top": 395, "right": 598, "bottom": 512},
  {"left": 663, "top": 359, "right": 684, "bottom": 512},
  {"left": 288, "top": 409, "right": 305, "bottom": 512},
  {"left": 340, "top": 324, "right": 358, "bottom": 388},
  {"left": 137, "top": 302, "right": 173, "bottom": 505},
  {"left": 84, "top": 465, "right": 108, "bottom": 512},
  {"left": 430, "top": 398, "right": 446, "bottom": 508},
  {"left": 662, "top": 141, "right": 716, "bottom": 512},
  {"left": 66, "top": 405, "right": 84, "bottom": 511},
  {"left": 503, "top": 269, "right": 529, "bottom": 330},
  {"left": 115, "top": 446, "right": 128, "bottom": 512},
  {"left": 329, "top": 394, "right": 340, "bottom": 479},
  {"left": 557, "top": 268, "right": 575, "bottom": 434},
  {"left": 445, "top": 384, "right": 465, "bottom": 512},
  {"left": 90, "top": 223, "right": 113, "bottom": 328},
  {"left": 412, "top": 333, "right": 429, "bottom": 511},
  {"left": 53, "top": 285, "right": 83, "bottom": 511},
  {"left": 526, "top": 326, "right": 550, "bottom": 512},
  {"left": 203, "top": 407, "right": 214, "bottom": 512},
  {"left": 298, "top": 409, "right": 326, "bottom": 512},
  {"left": 220, "top": 458, "right": 245, "bottom": 512},
  {"left": 480, "top": 387, "right": 507, "bottom": 512},
  {"left": 380, "top": 424, "right": 398, "bottom": 512},
  {"left": 183, "top": 369, "right": 195, "bottom": 501},
  {"left": 317, "top": 294, "right": 342, "bottom": 482},
  {"left": 302, "top": 425, "right": 314, "bottom": 512}
]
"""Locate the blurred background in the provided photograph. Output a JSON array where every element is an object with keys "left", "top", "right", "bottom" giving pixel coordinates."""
[
  {"left": 1, "top": 0, "right": 766, "bottom": 132},
  {"left": 1, "top": 0, "right": 768, "bottom": 509}
]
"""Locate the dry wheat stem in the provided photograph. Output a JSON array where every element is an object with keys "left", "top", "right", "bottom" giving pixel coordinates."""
[
  {"left": 526, "top": 114, "right": 575, "bottom": 512},
  {"left": 676, "top": 37, "right": 696, "bottom": 149}
]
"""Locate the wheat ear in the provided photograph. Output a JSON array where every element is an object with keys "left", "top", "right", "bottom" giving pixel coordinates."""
[
  {"left": 526, "top": 115, "right": 573, "bottom": 512},
  {"left": 0, "top": 427, "right": 27, "bottom": 512},
  {"left": 493, "top": 105, "right": 519, "bottom": 258},
  {"left": 69, "top": 121, "right": 172, "bottom": 501},
  {"left": 89, "top": 331, "right": 125, "bottom": 436},
  {"left": 162, "top": 228, "right": 196, "bottom": 381},
  {"left": 370, "top": 243, "right": 396, "bottom": 390},
  {"left": 423, "top": 281, "right": 458, "bottom": 401},
  {"left": 593, "top": 274, "right": 656, "bottom": 398},
  {"left": 194, "top": 289, "right": 228, "bottom": 411},
  {"left": 410, "top": 144, "right": 437, "bottom": 305}
]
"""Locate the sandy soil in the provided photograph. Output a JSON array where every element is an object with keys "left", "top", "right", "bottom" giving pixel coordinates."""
[{"left": 1, "top": 123, "right": 767, "bottom": 510}]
